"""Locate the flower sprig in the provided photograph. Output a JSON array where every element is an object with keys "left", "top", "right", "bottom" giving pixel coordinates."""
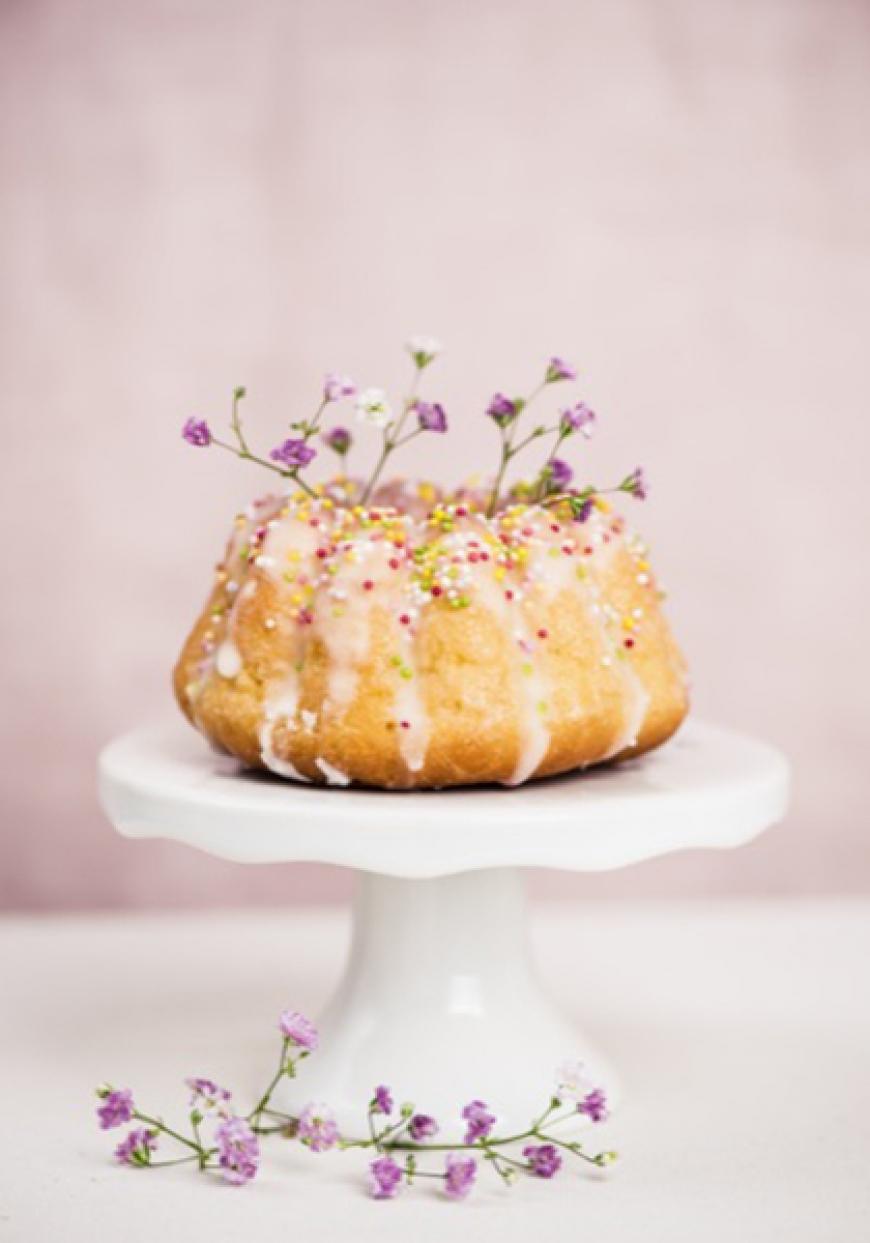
[
  {"left": 357, "top": 336, "right": 448, "bottom": 503},
  {"left": 95, "top": 1008, "right": 616, "bottom": 1201},
  {"left": 181, "top": 339, "right": 648, "bottom": 518}
]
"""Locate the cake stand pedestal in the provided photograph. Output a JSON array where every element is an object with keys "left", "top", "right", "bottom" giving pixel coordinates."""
[{"left": 99, "top": 720, "right": 789, "bottom": 1137}]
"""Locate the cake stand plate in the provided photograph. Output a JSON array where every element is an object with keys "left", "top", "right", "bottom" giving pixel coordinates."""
[{"left": 98, "top": 720, "right": 789, "bottom": 1137}]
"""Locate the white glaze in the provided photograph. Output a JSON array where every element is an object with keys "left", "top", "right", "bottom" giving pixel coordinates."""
[{"left": 315, "top": 757, "right": 351, "bottom": 786}]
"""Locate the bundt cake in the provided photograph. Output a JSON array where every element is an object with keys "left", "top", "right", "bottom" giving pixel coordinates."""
[{"left": 173, "top": 480, "right": 688, "bottom": 788}]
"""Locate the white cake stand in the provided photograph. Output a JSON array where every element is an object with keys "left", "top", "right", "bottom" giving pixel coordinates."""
[{"left": 98, "top": 719, "right": 789, "bottom": 1137}]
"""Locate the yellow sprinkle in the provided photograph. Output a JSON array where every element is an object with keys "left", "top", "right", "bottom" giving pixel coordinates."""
[
  {"left": 494, "top": 567, "right": 506, "bottom": 581},
  {"left": 595, "top": 497, "right": 611, "bottom": 512},
  {"left": 622, "top": 616, "right": 635, "bottom": 631}
]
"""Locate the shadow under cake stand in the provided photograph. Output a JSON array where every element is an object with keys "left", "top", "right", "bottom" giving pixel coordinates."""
[{"left": 99, "top": 719, "right": 789, "bottom": 1137}]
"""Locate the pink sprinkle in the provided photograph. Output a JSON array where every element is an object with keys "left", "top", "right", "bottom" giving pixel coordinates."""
[
  {"left": 309, "top": 519, "right": 320, "bottom": 528},
  {"left": 399, "top": 614, "right": 411, "bottom": 625},
  {"left": 562, "top": 543, "right": 574, "bottom": 555},
  {"left": 363, "top": 580, "right": 374, "bottom": 591},
  {"left": 505, "top": 590, "right": 514, "bottom": 601},
  {"left": 431, "top": 585, "right": 443, "bottom": 597},
  {"left": 316, "top": 548, "right": 328, "bottom": 559},
  {"left": 389, "top": 558, "right": 400, "bottom": 570},
  {"left": 455, "top": 506, "right": 468, "bottom": 517},
  {"left": 469, "top": 552, "right": 480, "bottom": 563},
  {"left": 480, "top": 552, "right": 490, "bottom": 562},
  {"left": 550, "top": 523, "right": 560, "bottom": 533},
  {"left": 522, "top": 526, "right": 534, "bottom": 537},
  {"left": 537, "top": 628, "right": 549, "bottom": 640},
  {"left": 584, "top": 546, "right": 593, "bottom": 556},
  {"left": 400, "top": 720, "right": 411, "bottom": 729}
]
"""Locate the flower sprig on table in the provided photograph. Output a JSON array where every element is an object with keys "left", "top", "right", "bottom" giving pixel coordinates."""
[
  {"left": 95, "top": 1008, "right": 615, "bottom": 1201},
  {"left": 181, "top": 337, "right": 647, "bottom": 518}
]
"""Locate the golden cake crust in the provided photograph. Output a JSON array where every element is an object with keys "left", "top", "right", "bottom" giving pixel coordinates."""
[{"left": 174, "top": 488, "right": 689, "bottom": 789}]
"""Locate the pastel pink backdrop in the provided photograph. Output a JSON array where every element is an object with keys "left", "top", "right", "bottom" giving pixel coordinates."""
[{"left": 2, "top": 0, "right": 868, "bottom": 909}]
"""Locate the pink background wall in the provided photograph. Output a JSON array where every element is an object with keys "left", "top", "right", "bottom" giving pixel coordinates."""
[{"left": 2, "top": 0, "right": 869, "bottom": 909}]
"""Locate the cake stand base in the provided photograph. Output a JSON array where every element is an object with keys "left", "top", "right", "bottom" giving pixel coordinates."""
[
  {"left": 99, "top": 719, "right": 789, "bottom": 1139},
  {"left": 272, "top": 868, "right": 613, "bottom": 1133}
]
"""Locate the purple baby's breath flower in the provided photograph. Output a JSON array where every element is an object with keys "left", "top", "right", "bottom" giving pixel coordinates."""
[
  {"left": 215, "top": 1116, "right": 260, "bottom": 1185},
  {"left": 415, "top": 401, "right": 448, "bottom": 433},
  {"left": 96, "top": 1088, "right": 134, "bottom": 1131},
  {"left": 297, "top": 1102, "right": 340, "bottom": 1153},
  {"left": 444, "top": 1153, "right": 477, "bottom": 1200},
  {"left": 324, "top": 373, "right": 356, "bottom": 402},
  {"left": 322, "top": 426, "right": 352, "bottom": 456},
  {"left": 279, "top": 1010, "right": 319, "bottom": 1051},
  {"left": 371, "top": 1085, "right": 393, "bottom": 1115},
  {"left": 572, "top": 497, "right": 594, "bottom": 523},
  {"left": 560, "top": 402, "right": 596, "bottom": 437},
  {"left": 185, "top": 1077, "right": 232, "bottom": 1114},
  {"left": 270, "top": 439, "right": 317, "bottom": 470},
  {"left": 546, "top": 356, "right": 577, "bottom": 383},
  {"left": 408, "top": 1113, "right": 439, "bottom": 1141},
  {"left": 547, "top": 458, "right": 573, "bottom": 491},
  {"left": 182, "top": 417, "right": 212, "bottom": 447},
  {"left": 522, "top": 1143, "right": 562, "bottom": 1178},
  {"left": 623, "top": 466, "right": 648, "bottom": 500},
  {"left": 578, "top": 1088, "right": 609, "bottom": 1123},
  {"left": 486, "top": 393, "right": 519, "bottom": 427},
  {"left": 369, "top": 1154, "right": 403, "bottom": 1199},
  {"left": 115, "top": 1127, "right": 158, "bottom": 1167},
  {"left": 460, "top": 1099, "right": 496, "bottom": 1145}
]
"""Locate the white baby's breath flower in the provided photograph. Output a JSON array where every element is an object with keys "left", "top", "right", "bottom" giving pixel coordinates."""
[
  {"left": 406, "top": 335, "right": 442, "bottom": 368},
  {"left": 355, "top": 387, "right": 393, "bottom": 429},
  {"left": 555, "top": 1059, "right": 597, "bottom": 1103}
]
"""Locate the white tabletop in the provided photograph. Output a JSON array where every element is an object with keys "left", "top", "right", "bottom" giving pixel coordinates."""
[{"left": 2, "top": 901, "right": 868, "bottom": 1242}]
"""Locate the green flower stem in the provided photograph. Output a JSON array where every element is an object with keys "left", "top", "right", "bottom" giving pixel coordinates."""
[
  {"left": 230, "top": 388, "right": 250, "bottom": 455},
  {"left": 540, "top": 477, "right": 638, "bottom": 516},
  {"left": 132, "top": 1111, "right": 203, "bottom": 1155},
  {"left": 148, "top": 1155, "right": 203, "bottom": 1169},
  {"left": 533, "top": 428, "right": 571, "bottom": 501},
  {"left": 191, "top": 1116, "right": 207, "bottom": 1170},
  {"left": 248, "top": 1038, "right": 291, "bottom": 1129},
  {"left": 536, "top": 1133, "right": 603, "bottom": 1165},
  {"left": 360, "top": 368, "right": 423, "bottom": 504},
  {"left": 210, "top": 437, "right": 318, "bottom": 498},
  {"left": 486, "top": 380, "right": 549, "bottom": 517}
]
